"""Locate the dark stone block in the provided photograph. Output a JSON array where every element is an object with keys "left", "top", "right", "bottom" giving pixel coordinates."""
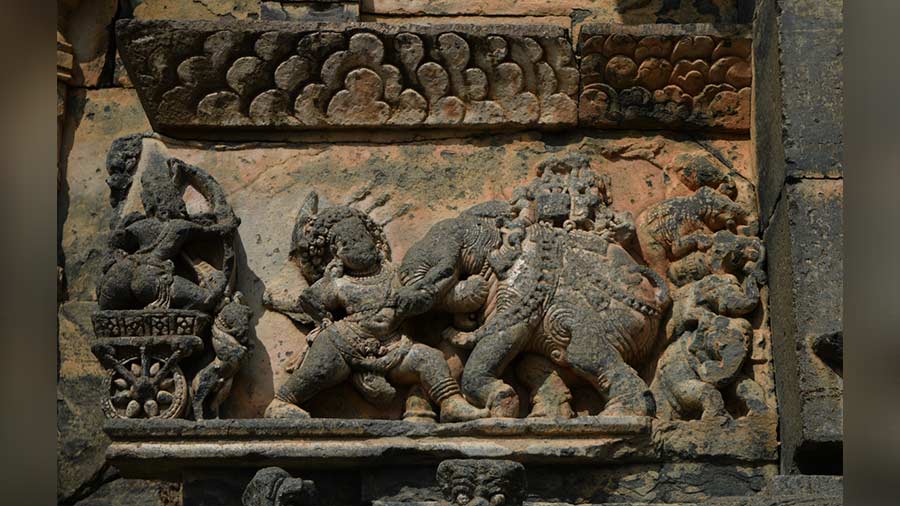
[
  {"left": 764, "top": 179, "right": 843, "bottom": 474},
  {"left": 768, "top": 474, "right": 843, "bottom": 497},
  {"left": 753, "top": 0, "right": 843, "bottom": 224},
  {"left": 71, "top": 478, "right": 178, "bottom": 506}
]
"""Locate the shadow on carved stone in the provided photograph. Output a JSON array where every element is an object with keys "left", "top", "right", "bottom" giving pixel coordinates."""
[{"left": 243, "top": 467, "right": 318, "bottom": 506}]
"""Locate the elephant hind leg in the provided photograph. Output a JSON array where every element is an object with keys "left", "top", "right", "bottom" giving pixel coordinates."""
[
  {"left": 515, "top": 353, "right": 574, "bottom": 418},
  {"left": 566, "top": 328, "right": 655, "bottom": 417},
  {"left": 461, "top": 320, "right": 531, "bottom": 417}
]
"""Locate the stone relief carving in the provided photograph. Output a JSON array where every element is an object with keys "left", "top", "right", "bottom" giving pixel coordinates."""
[
  {"left": 409, "top": 155, "right": 670, "bottom": 418},
  {"left": 262, "top": 152, "right": 768, "bottom": 423},
  {"left": 91, "top": 142, "right": 251, "bottom": 420},
  {"left": 578, "top": 26, "right": 751, "bottom": 131},
  {"left": 644, "top": 178, "right": 768, "bottom": 420},
  {"left": 116, "top": 20, "right": 578, "bottom": 132},
  {"left": 115, "top": 20, "right": 753, "bottom": 135},
  {"left": 240, "top": 460, "right": 526, "bottom": 506},
  {"left": 436, "top": 460, "right": 526, "bottom": 506},
  {"left": 263, "top": 192, "right": 488, "bottom": 422},
  {"left": 243, "top": 467, "right": 318, "bottom": 506}
]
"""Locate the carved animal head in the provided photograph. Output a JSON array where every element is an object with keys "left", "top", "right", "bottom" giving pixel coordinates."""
[
  {"left": 671, "top": 152, "right": 737, "bottom": 200},
  {"left": 289, "top": 191, "right": 390, "bottom": 283},
  {"left": 695, "top": 187, "right": 749, "bottom": 231},
  {"left": 436, "top": 460, "right": 526, "bottom": 506},
  {"left": 139, "top": 158, "right": 188, "bottom": 221},
  {"left": 667, "top": 231, "right": 766, "bottom": 286},
  {"left": 105, "top": 133, "right": 144, "bottom": 210},
  {"left": 708, "top": 231, "right": 766, "bottom": 282}
]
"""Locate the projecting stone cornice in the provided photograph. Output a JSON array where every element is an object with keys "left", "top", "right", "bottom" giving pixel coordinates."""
[{"left": 116, "top": 19, "right": 751, "bottom": 139}]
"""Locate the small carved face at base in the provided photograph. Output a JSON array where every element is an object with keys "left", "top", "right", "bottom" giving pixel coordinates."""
[
  {"left": 242, "top": 467, "right": 317, "bottom": 506},
  {"left": 437, "top": 460, "right": 526, "bottom": 506}
]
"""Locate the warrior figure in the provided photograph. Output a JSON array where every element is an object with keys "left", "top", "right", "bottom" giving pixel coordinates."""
[{"left": 265, "top": 193, "right": 488, "bottom": 422}]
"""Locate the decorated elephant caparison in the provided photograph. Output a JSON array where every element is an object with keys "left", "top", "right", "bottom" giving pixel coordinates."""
[{"left": 402, "top": 155, "right": 670, "bottom": 417}]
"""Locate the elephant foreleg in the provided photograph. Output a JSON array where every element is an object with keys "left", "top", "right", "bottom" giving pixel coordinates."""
[{"left": 461, "top": 320, "right": 531, "bottom": 417}]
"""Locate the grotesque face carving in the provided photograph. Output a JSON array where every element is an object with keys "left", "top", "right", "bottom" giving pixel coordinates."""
[
  {"left": 516, "top": 154, "right": 610, "bottom": 230},
  {"left": 437, "top": 460, "right": 526, "bottom": 506},
  {"left": 242, "top": 467, "right": 317, "bottom": 506}
]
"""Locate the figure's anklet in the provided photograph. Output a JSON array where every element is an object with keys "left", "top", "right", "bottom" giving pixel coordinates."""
[{"left": 429, "top": 377, "right": 461, "bottom": 405}]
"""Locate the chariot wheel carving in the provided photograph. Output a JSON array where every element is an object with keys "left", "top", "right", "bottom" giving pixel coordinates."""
[{"left": 102, "top": 346, "right": 189, "bottom": 419}]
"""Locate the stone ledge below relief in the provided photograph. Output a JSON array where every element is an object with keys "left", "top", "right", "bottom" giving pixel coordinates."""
[{"left": 104, "top": 413, "right": 776, "bottom": 480}]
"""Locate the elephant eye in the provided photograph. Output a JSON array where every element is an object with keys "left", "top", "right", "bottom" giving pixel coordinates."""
[{"left": 491, "top": 493, "right": 506, "bottom": 505}]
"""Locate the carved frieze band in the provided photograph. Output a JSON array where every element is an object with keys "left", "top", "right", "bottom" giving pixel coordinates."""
[
  {"left": 117, "top": 20, "right": 751, "bottom": 135},
  {"left": 117, "top": 20, "right": 579, "bottom": 132},
  {"left": 578, "top": 24, "right": 752, "bottom": 132}
]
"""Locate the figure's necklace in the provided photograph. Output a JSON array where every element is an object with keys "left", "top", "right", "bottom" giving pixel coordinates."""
[{"left": 345, "top": 264, "right": 392, "bottom": 284}]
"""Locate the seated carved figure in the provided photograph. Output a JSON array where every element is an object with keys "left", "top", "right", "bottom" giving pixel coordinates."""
[
  {"left": 97, "top": 158, "right": 238, "bottom": 312},
  {"left": 652, "top": 310, "right": 768, "bottom": 421},
  {"left": 653, "top": 268, "right": 768, "bottom": 420},
  {"left": 265, "top": 193, "right": 487, "bottom": 422}
]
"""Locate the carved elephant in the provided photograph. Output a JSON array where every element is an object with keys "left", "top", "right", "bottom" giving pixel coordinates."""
[
  {"left": 452, "top": 224, "right": 670, "bottom": 417},
  {"left": 654, "top": 270, "right": 768, "bottom": 421}
]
